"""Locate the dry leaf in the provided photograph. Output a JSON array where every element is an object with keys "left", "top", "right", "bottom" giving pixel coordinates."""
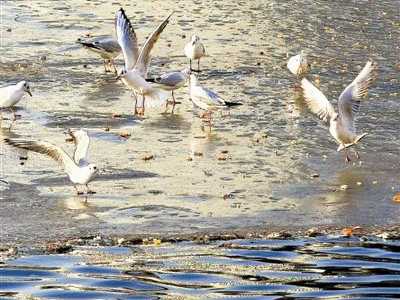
[
  {"left": 393, "top": 192, "right": 400, "bottom": 203},
  {"left": 142, "top": 154, "right": 154, "bottom": 161}
]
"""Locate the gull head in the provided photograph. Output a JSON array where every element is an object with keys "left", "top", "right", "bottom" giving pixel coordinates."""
[
  {"left": 191, "top": 35, "right": 200, "bottom": 44},
  {"left": 18, "top": 81, "right": 32, "bottom": 96},
  {"left": 88, "top": 163, "right": 98, "bottom": 177}
]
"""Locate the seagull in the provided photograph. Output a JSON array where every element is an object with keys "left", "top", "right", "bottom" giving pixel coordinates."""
[
  {"left": 287, "top": 51, "right": 310, "bottom": 78},
  {"left": 115, "top": 8, "right": 173, "bottom": 116},
  {"left": 146, "top": 68, "right": 191, "bottom": 113},
  {"left": 77, "top": 35, "right": 121, "bottom": 73},
  {"left": 189, "top": 74, "right": 241, "bottom": 125},
  {"left": 4, "top": 129, "right": 98, "bottom": 195},
  {"left": 300, "top": 60, "right": 377, "bottom": 162},
  {"left": 184, "top": 35, "right": 206, "bottom": 72},
  {"left": 0, "top": 81, "right": 32, "bottom": 126}
]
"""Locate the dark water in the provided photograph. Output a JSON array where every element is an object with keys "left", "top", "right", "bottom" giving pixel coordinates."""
[{"left": 2, "top": 236, "right": 400, "bottom": 299}]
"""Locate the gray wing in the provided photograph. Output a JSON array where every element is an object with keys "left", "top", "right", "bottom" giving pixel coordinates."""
[
  {"left": 115, "top": 8, "right": 139, "bottom": 70},
  {"left": 93, "top": 36, "right": 121, "bottom": 54},
  {"left": 157, "top": 72, "right": 185, "bottom": 86},
  {"left": 78, "top": 36, "right": 121, "bottom": 54},
  {"left": 338, "top": 60, "right": 377, "bottom": 130},
  {"left": 4, "top": 139, "right": 77, "bottom": 174},
  {"left": 135, "top": 12, "right": 174, "bottom": 77},
  {"left": 194, "top": 86, "right": 226, "bottom": 107},
  {"left": 300, "top": 78, "right": 336, "bottom": 124}
]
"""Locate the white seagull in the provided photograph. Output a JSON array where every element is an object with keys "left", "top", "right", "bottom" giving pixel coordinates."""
[
  {"left": 300, "top": 60, "right": 377, "bottom": 162},
  {"left": 287, "top": 51, "right": 310, "bottom": 78},
  {"left": 0, "top": 81, "right": 32, "bottom": 123},
  {"left": 115, "top": 8, "right": 173, "bottom": 116},
  {"left": 77, "top": 35, "right": 121, "bottom": 73},
  {"left": 189, "top": 74, "right": 241, "bottom": 124},
  {"left": 146, "top": 68, "right": 191, "bottom": 113},
  {"left": 184, "top": 35, "right": 206, "bottom": 72},
  {"left": 4, "top": 129, "right": 98, "bottom": 194}
]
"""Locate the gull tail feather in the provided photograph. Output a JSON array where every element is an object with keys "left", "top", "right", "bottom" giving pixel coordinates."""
[{"left": 224, "top": 101, "right": 242, "bottom": 107}]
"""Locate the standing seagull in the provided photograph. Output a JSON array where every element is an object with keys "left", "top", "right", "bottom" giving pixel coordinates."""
[
  {"left": 189, "top": 74, "right": 241, "bottom": 125},
  {"left": 146, "top": 68, "right": 191, "bottom": 113},
  {"left": 4, "top": 129, "right": 98, "bottom": 195},
  {"left": 184, "top": 35, "right": 206, "bottom": 72},
  {"left": 0, "top": 81, "right": 32, "bottom": 126},
  {"left": 287, "top": 51, "right": 310, "bottom": 78},
  {"left": 77, "top": 35, "right": 121, "bottom": 73},
  {"left": 115, "top": 8, "right": 173, "bottom": 116},
  {"left": 300, "top": 60, "right": 377, "bottom": 162}
]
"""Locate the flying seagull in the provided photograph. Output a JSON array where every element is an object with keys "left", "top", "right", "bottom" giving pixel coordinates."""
[
  {"left": 4, "top": 129, "right": 98, "bottom": 194},
  {"left": 77, "top": 35, "right": 121, "bottom": 73},
  {"left": 300, "top": 60, "right": 377, "bottom": 162},
  {"left": 184, "top": 35, "right": 206, "bottom": 72},
  {"left": 115, "top": 8, "right": 173, "bottom": 115}
]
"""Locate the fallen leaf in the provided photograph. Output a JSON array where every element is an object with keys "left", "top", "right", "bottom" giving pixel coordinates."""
[
  {"left": 142, "top": 154, "right": 154, "bottom": 161},
  {"left": 119, "top": 131, "right": 131, "bottom": 138},
  {"left": 393, "top": 192, "right": 400, "bottom": 203}
]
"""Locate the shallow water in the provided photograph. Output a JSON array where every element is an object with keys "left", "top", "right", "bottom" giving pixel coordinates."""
[
  {"left": 0, "top": 0, "right": 399, "bottom": 244},
  {"left": 3, "top": 236, "right": 400, "bottom": 299}
]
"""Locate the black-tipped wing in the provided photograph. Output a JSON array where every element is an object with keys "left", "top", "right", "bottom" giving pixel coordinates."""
[
  {"left": 135, "top": 12, "right": 174, "bottom": 77},
  {"left": 4, "top": 139, "right": 77, "bottom": 174},
  {"left": 115, "top": 8, "right": 139, "bottom": 70}
]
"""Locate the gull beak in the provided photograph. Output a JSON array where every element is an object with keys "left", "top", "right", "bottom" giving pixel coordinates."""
[
  {"left": 27, "top": 89, "right": 32, "bottom": 97},
  {"left": 0, "top": 179, "right": 8, "bottom": 184}
]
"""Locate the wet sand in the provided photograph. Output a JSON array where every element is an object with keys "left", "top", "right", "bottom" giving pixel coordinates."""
[{"left": 0, "top": 0, "right": 400, "bottom": 248}]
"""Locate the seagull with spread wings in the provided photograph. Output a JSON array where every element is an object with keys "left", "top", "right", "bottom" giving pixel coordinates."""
[
  {"left": 4, "top": 129, "right": 98, "bottom": 195},
  {"left": 115, "top": 8, "right": 173, "bottom": 116},
  {"left": 300, "top": 60, "right": 377, "bottom": 162}
]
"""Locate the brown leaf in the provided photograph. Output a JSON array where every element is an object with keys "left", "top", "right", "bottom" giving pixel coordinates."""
[{"left": 393, "top": 192, "right": 400, "bottom": 203}]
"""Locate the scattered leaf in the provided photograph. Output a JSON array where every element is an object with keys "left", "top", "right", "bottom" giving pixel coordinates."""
[
  {"left": 393, "top": 192, "right": 400, "bottom": 203},
  {"left": 142, "top": 154, "right": 154, "bottom": 161}
]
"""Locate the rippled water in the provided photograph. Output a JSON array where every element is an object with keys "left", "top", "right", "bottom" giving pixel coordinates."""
[
  {"left": 3, "top": 236, "right": 400, "bottom": 299},
  {"left": 0, "top": 1, "right": 399, "bottom": 243}
]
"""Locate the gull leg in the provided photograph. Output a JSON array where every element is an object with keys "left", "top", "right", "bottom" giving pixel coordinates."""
[
  {"left": 8, "top": 107, "right": 16, "bottom": 131},
  {"left": 197, "top": 58, "right": 201, "bottom": 72},
  {"left": 111, "top": 59, "right": 117, "bottom": 74},
  {"left": 189, "top": 59, "right": 192, "bottom": 71},
  {"left": 103, "top": 60, "right": 108, "bottom": 72},
  {"left": 343, "top": 147, "right": 351, "bottom": 163},
  {"left": 171, "top": 90, "right": 176, "bottom": 114},
  {"left": 354, "top": 148, "right": 360, "bottom": 160},
  {"left": 74, "top": 185, "right": 84, "bottom": 195},
  {"left": 141, "top": 95, "right": 146, "bottom": 116},
  {"left": 132, "top": 92, "right": 138, "bottom": 115},
  {"left": 86, "top": 184, "right": 96, "bottom": 194}
]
